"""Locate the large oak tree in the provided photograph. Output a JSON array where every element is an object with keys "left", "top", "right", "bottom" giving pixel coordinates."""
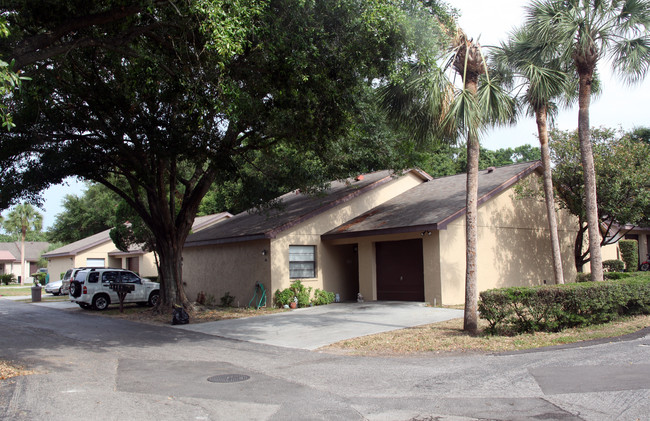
[{"left": 0, "top": 0, "right": 442, "bottom": 309}]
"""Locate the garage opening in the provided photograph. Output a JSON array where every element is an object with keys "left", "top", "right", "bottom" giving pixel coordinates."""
[{"left": 376, "top": 239, "right": 424, "bottom": 301}]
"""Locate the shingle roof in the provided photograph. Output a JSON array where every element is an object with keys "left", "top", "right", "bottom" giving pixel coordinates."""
[
  {"left": 323, "top": 161, "right": 543, "bottom": 240},
  {"left": 42, "top": 228, "right": 112, "bottom": 258},
  {"left": 0, "top": 250, "right": 16, "bottom": 262},
  {"left": 0, "top": 242, "right": 50, "bottom": 261},
  {"left": 43, "top": 212, "right": 233, "bottom": 258},
  {"left": 191, "top": 212, "right": 232, "bottom": 232},
  {"left": 184, "top": 170, "right": 429, "bottom": 247}
]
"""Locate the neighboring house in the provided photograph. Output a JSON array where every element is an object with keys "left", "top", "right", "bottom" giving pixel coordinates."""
[
  {"left": 0, "top": 242, "right": 50, "bottom": 282},
  {"left": 43, "top": 213, "right": 231, "bottom": 281},
  {"left": 182, "top": 161, "right": 585, "bottom": 306}
]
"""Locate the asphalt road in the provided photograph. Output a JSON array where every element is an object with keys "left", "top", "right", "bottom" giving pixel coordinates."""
[{"left": 1, "top": 299, "right": 649, "bottom": 420}]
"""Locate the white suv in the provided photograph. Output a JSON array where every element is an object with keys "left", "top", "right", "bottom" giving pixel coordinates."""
[{"left": 69, "top": 268, "right": 160, "bottom": 310}]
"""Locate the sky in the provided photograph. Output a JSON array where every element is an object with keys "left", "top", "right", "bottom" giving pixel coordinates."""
[{"left": 4, "top": 0, "right": 650, "bottom": 231}]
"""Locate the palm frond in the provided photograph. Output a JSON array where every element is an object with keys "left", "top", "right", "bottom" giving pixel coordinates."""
[
  {"left": 377, "top": 62, "right": 455, "bottom": 146},
  {"left": 442, "top": 87, "right": 481, "bottom": 141},
  {"left": 477, "top": 79, "right": 517, "bottom": 129},
  {"left": 611, "top": 35, "right": 650, "bottom": 83}
]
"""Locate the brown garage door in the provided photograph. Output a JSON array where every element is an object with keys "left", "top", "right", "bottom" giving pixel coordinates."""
[{"left": 376, "top": 239, "right": 424, "bottom": 301}]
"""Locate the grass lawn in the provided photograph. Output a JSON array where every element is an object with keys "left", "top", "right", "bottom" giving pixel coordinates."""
[
  {"left": 322, "top": 314, "right": 650, "bottom": 355},
  {"left": 0, "top": 286, "right": 34, "bottom": 296}
]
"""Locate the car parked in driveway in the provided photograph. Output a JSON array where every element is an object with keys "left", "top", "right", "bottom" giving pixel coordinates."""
[
  {"left": 44, "top": 279, "right": 63, "bottom": 295},
  {"left": 61, "top": 267, "right": 93, "bottom": 295},
  {"left": 69, "top": 268, "right": 160, "bottom": 310}
]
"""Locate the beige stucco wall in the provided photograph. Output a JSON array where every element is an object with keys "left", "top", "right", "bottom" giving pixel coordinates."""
[
  {"left": 182, "top": 239, "right": 272, "bottom": 306},
  {"left": 110, "top": 252, "right": 158, "bottom": 278},
  {"left": 47, "top": 256, "right": 76, "bottom": 281},
  {"left": 140, "top": 253, "right": 158, "bottom": 277},
  {"left": 269, "top": 172, "right": 426, "bottom": 300},
  {"left": 45, "top": 240, "right": 117, "bottom": 280},
  {"left": 438, "top": 173, "right": 583, "bottom": 305}
]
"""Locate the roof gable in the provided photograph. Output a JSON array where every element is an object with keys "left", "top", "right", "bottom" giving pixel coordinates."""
[
  {"left": 185, "top": 170, "right": 429, "bottom": 247},
  {"left": 42, "top": 229, "right": 112, "bottom": 258},
  {"left": 323, "top": 161, "right": 543, "bottom": 240}
]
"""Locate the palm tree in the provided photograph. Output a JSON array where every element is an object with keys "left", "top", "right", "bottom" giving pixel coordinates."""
[
  {"left": 3, "top": 204, "right": 43, "bottom": 284},
  {"left": 527, "top": 0, "right": 650, "bottom": 282},
  {"left": 380, "top": 29, "right": 515, "bottom": 332},
  {"left": 493, "top": 26, "right": 572, "bottom": 284}
]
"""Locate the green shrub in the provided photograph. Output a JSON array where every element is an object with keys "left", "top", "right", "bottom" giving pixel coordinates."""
[
  {"left": 575, "top": 273, "right": 591, "bottom": 283},
  {"left": 274, "top": 288, "right": 294, "bottom": 307},
  {"left": 290, "top": 280, "right": 312, "bottom": 308},
  {"left": 220, "top": 291, "right": 235, "bottom": 307},
  {"left": 311, "top": 289, "right": 335, "bottom": 306},
  {"left": 603, "top": 259, "right": 625, "bottom": 272},
  {"left": 478, "top": 277, "right": 650, "bottom": 334},
  {"left": 31, "top": 272, "right": 47, "bottom": 283},
  {"left": 619, "top": 239, "right": 638, "bottom": 271},
  {"left": 0, "top": 274, "right": 15, "bottom": 285},
  {"left": 604, "top": 272, "right": 633, "bottom": 280}
]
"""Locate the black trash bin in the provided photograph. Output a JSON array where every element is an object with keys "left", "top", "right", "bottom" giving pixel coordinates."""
[{"left": 31, "top": 286, "right": 42, "bottom": 302}]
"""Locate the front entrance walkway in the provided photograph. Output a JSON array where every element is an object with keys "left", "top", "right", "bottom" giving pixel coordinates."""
[{"left": 173, "top": 301, "right": 463, "bottom": 350}]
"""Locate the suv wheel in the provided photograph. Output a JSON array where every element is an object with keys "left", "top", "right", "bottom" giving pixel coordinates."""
[
  {"left": 69, "top": 281, "right": 82, "bottom": 298},
  {"left": 148, "top": 291, "right": 160, "bottom": 307},
  {"left": 92, "top": 294, "right": 110, "bottom": 311}
]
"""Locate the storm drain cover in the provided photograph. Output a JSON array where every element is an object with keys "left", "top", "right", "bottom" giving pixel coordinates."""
[{"left": 207, "top": 374, "right": 250, "bottom": 383}]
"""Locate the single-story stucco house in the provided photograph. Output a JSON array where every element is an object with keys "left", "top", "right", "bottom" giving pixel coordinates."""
[
  {"left": 0, "top": 241, "right": 50, "bottom": 282},
  {"left": 182, "top": 161, "right": 597, "bottom": 306},
  {"left": 43, "top": 212, "right": 231, "bottom": 281}
]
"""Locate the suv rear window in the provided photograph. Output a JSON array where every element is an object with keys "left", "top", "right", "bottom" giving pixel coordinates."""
[{"left": 87, "top": 272, "right": 99, "bottom": 283}]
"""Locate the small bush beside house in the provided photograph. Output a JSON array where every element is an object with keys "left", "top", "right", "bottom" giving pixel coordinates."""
[
  {"left": 1, "top": 274, "right": 15, "bottom": 285},
  {"left": 619, "top": 239, "right": 639, "bottom": 271},
  {"left": 274, "top": 280, "right": 335, "bottom": 308},
  {"left": 478, "top": 277, "right": 650, "bottom": 334}
]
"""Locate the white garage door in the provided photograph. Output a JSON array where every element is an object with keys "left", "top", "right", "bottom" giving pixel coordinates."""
[{"left": 86, "top": 258, "right": 105, "bottom": 268}]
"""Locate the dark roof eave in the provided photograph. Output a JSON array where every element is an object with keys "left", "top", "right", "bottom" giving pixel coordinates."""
[
  {"left": 322, "top": 224, "right": 440, "bottom": 241},
  {"left": 42, "top": 251, "right": 76, "bottom": 258},
  {"left": 42, "top": 236, "right": 112, "bottom": 258}
]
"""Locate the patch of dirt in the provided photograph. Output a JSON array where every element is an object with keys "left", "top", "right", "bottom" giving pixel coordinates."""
[{"left": 80, "top": 303, "right": 286, "bottom": 326}]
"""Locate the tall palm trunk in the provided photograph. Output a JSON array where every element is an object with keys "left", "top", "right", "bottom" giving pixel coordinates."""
[
  {"left": 536, "top": 106, "right": 565, "bottom": 284},
  {"left": 577, "top": 71, "right": 604, "bottom": 283},
  {"left": 20, "top": 225, "right": 25, "bottom": 285},
  {"left": 464, "top": 79, "right": 480, "bottom": 333}
]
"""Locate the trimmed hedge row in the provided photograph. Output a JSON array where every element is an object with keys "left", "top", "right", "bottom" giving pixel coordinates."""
[{"left": 478, "top": 278, "right": 650, "bottom": 334}]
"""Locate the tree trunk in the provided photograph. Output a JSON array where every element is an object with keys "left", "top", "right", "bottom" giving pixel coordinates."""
[
  {"left": 577, "top": 72, "right": 604, "bottom": 282},
  {"left": 536, "top": 107, "right": 565, "bottom": 284},
  {"left": 20, "top": 226, "right": 26, "bottom": 285},
  {"left": 464, "top": 80, "right": 480, "bottom": 334},
  {"left": 155, "top": 237, "right": 191, "bottom": 310}
]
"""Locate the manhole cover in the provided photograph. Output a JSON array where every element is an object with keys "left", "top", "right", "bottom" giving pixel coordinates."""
[{"left": 207, "top": 374, "right": 250, "bottom": 383}]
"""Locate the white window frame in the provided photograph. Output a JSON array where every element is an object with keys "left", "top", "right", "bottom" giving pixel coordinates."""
[{"left": 289, "top": 245, "right": 316, "bottom": 279}]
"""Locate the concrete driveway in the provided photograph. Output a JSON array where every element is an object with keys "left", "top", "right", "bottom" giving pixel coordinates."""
[{"left": 173, "top": 301, "right": 464, "bottom": 350}]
